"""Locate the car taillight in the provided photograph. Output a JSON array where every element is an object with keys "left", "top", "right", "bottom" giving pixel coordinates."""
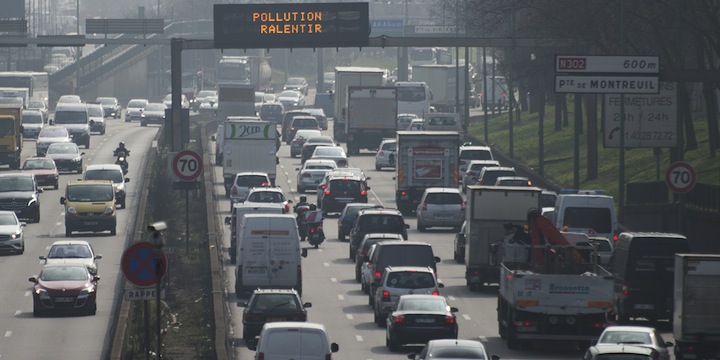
[
  {"left": 290, "top": 127, "right": 295, "bottom": 131},
  {"left": 378, "top": 150, "right": 384, "bottom": 156},
  {"left": 258, "top": 352, "right": 264, "bottom": 360},
  {"left": 324, "top": 190, "right": 330, "bottom": 195},
  {"left": 432, "top": 291, "right": 439, "bottom": 296},
  {"left": 622, "top": 281, "right": 630, "bottom": 296},
  {"left": 231, "top": 187, "right": 237, "bottom": 195},
  {"left": 284, "top": 203, "right": 290, "bottom": 213},
  {"left": 358, "top": 249, "right": 367, "bottom": 256},
  {"left": 401, "top": 191, "right": 407, "bottom": 196},
  {"left": 360, "top": 190, "right": 367, "bottom": 196},
  {"left": 613, "top": 231, "right": 619, "bottom": 241},
  {"left": 445, "top": 315, "right": 456, "bottom": 324},
  {"left": 461, "top": 201, "right": 466, "bottom": 211},
  {"left": 302, "top": 173, "right": 311, "bottom": 178},
  {"left": 381, "top": 291, "right": 391, "bottom": 302},
  {"left": 320, "top": 184, "right": 327, "bottom": 189},
  {"left": 262, "top": 182, "right": 270, "bottom": 187},
  {"left": 325, "top": 354, "right": 332, "bottom": 360},
  {"left": 421, "top": 202, "right": 427, "bottom": 211},
  {"left": 394, "top": 315, "right": 405, "bottom": 324},
  {"left": 374, "top": 271, "right": 381, "bottom": 279}
]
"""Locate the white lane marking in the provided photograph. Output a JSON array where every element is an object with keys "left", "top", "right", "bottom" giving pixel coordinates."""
[
  {"left": 330, "top": 278, "right": 337, "bottom": 283},
  {"left": 323, "top": 262, "right": 330, "bottom": 267},
  {"left": 355, "top": 335, "right": 363, "bottom": 342},
  {"left": 462, "top": 314, "right": 471, "bottom": 321},
  {"left": 346, "top": 314, "right": 353, "bottom": 320},
  {"left": 447, "top": 295, "right": 456, "bottom": 301},
  {"left": 478, "top": 336, "right": 488, "bottom": 342},
  {"left": 14, "top": 310, "right": 20, "bottom": 316},
  {"left": 56, "top": 222, "right": 62, "bottom": 226},
  {"left": 369, "top": 188, "right": 384, "bottom": 207},
  {"left": 24, "top": 291, "right": 31, "bottom": 297},
  {"left": 4, "top": 331, "right": 10, "bottom": 338},
  {"left": 337, "top": 294, "right": 344, "bottom": 301}
]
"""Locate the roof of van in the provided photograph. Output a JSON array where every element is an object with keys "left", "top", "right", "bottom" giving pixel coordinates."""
[
  {"left": 619, "top": 232, "right": 686, "bottom": 239},
  {"left": 85, "top": 164, "right": 123, "bottom": 172},
  {"left": 261, "top": 322, "right": 327, "bottom": 331},
  {"left": 376, "top": 240, "right": 431, "bottom": 247},
  {"left": 55, "top": 103, "right": 87, "bottom": 111},
  {"left": 242, "top": 213, "right": 294, "bottom": 220}
]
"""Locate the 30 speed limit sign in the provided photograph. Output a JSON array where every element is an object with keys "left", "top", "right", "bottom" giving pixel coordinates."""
[
  {"left": 665, "top": 161, "right": 696, "bottom": 194},
  {"left": 171, "top": 150, "right": 203, "bottom": 182}
]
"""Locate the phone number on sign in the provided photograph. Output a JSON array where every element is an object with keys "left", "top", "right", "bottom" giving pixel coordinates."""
[{"left": 625, "top": 131, "right": 674, "bottom": 141}]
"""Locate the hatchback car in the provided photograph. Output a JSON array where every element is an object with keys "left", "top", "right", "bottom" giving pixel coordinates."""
[
  {"left": 311, "top": 146, "right": 348, "bottom": 168},
  {"left": 494, "top": 176, "right": 533, "bottom": 187},
  {"left": 373, "top": 266, "right": 443, "bottom": 327},
  {"left": 0, "top": 173, "right": 42, "bottom": 223},
  {"left": 140, "top": 102, "right": 167, "bottom": 127},
  {"left": 320, "top": 174, "right": 368, "bottom": 215},
  {"left": 286, "top": 116, "right": 320, "bottom": 144},
  {"left": 21, "top": 109, "right": 45, "bottom": 138},
  {"left": 244, "top": 187, "right": 292, "bottom": 213},
  {"left": 375, "top": 138, "right": 397, "bottom": 171},
  {"left": 476, "top": 166, "right": 516, "bottom": 186},
  {"left": 301, "top": 108, "right": 328, "bottom": 130},
  {"left": 337, "top": 203, "right": 380, "bottom": 242},
  {"left": 280, "top": 110, "right": 311, "bottom": 142},
  {"left": 283, "top": 77, "right": 309, "bottom": 95},
  {"left": 229, "top": 172, "right": 272, "bottom": 209},
  {"left": 240, "top": 289, "right": 311, "bottom": 342},
  {"left": 354, "top": 233, "right": 403, "bottom": 282},
  {"left": 36, "top": 126, "right": 72, "bottom": 156},
  {"left": 594, "top": 325, "right": 672, "bottom": 360},
  {"left": 348, "top": 209, "right": 409, "bottom": 259},
  {"left": 0, "top": 211, "right": 26, "bottom": 254},
  {"left": 416, "top": 187, "right": 465, "bottom": 231},
  {"left": 461, "top": 160, "right": 500, "bottom": 191},
  {"left": 83, "top": 164, "right": 130, "bottom": 209},
  {"left": 278, "top": 90, "right": 305, "bottom": 110},
  {"left": 39, "top": 240, "right": 102, "bottom": 275},
  {"left": 21, "top": 157, "right": 59, "bottom": 190},
  {"left": 29, "top": 264, "right": 99, "bottom": 316},
  {"left": 301, "top": 136, "right": 336, "bottom": 164},
  {"left": 385, "top": 295, "right": 458, "bottom": 352},
  {"left": 397, "top": 113, "right": 418, "bottom": 131},
  {"left": 316, "top": 168, "right": 370, "bottom": 206},
  {"left": 409, "top": 339, "right": 497, "bottom": 360},
  {"left": 86, "top": 103, "right": 106, "bottom": 134},
  {"left": 458, "top": 145, "right": 494, "bottom": 175},
  {"left": 296, "top": 159, "right": 336, "bottom": 194},
  {"left": 259, "top": 102, "right": 284, "bottom": 124},
  {"left": 96, "top": 97, "right": 121, "bottom": 118},
  {"left": 125, "top": 98, "right": 149, "bottom": 122},
  {"left": 290, "top": 129, "right": 322, "bottom": 158},
  {"left": 46, "top": 142, "right": 84, "bottom": 174}
]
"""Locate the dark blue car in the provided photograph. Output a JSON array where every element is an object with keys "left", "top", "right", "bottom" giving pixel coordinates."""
[{"left": 337, "top": 203, "right": 380, "bottom": 241}]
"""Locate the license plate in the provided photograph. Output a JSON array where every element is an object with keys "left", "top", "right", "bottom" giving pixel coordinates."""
[
  {"left": 267, "top": 317, "right": 285, "bottom": 322},
  {"left": 337, "top": 198, "right": 353, "bottom": 202},
  {"left": 84, "top": 221, "right": 99, "bottom": 226},
  {"left": 415, "top": 318, "right": 435, "bottom": 323},
  {"left": 247, "top": 268, "right": 266, "bottom": 274},
  {"left": 634, "top": 304, "right": 654, "bottom": 310},
  {"left": 434, "top": 215, "right": 453, "bottom": 220},
  {"left": 54, "top": 297, "right": 74, "bottom": 303}
]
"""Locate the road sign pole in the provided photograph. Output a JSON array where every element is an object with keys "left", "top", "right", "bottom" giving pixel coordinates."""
[
  {"left": 186, "top": 189, "right": 189, "bottom": 256},
  {"left": 144, "top": 300, "right": 150, "bottom": 360},
  {"left": 155, "top": 255, "right": 162, "bottom": 359}
]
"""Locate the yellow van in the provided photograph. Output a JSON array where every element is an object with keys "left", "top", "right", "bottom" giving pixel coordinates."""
[{"left": 60, "top": 180, "right": 117, "bottom": 237}]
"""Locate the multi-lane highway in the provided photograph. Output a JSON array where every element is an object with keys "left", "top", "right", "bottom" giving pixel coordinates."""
[{"left": 0, "top": 114, "right": 158, "bottom": 359}]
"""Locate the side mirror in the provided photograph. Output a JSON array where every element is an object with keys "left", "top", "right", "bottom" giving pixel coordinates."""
[
  {"left": 246, "top": 339, "right": 257, "bottom": 350},
  {"left": 438, "top": 283, "right": 445, "bottom": 288},
  {"left": 49, "top": 119, "right": 54, "bottom": 125},
  {"left": 93, "top": 275, "right": 100, "bottom": 282},
  {"left": 210, "top": 135, "right": 216, "bottom": 141},
  {"left": 38, "top": 256, "right": 46, "bottom": 260},
  {"left": 29, "top": 276, "right": 38, "bottom": 283},
  {"left": 95, "top": 254, "right": 103, "bottom": 260},
  {"left": 224, "top": 217, "right": 231, "bottom": 225},
  {"left": 365, "top": 177, "right": 372, "bottom": 181},
  {"left": 303, "top": 302, "right": 312, "bottom": 308},
  {"left": 38, "top": 188, "right": 44, "bottom": 193},
  {"left": 434, "top": 256, "right": 441, "bottom": 263},
  {"left": 450, "top": 307, "right": 459, "bottom": 313},
  {"left": 60, "top": 197, "right": 66, "bottom": 204},
  {"left": 405, "top": 224, "right": 410, "bottom": 229},
  {"left": 301, "top": 248, "right": 308, "bottom": 258},
  {"left": 125, "top": 178, "right": 130, "bottom": 183},
  {"left": 331, "top": 343, "right": 339, "bottom": 353},
  {"left": 20, "top": 222, "right": 27, "bottom": 227},
  {"left": 80, "top": 152, "right": 85, "bottom": 156}
]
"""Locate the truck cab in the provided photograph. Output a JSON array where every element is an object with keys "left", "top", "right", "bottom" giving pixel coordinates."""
[{"left": 0, "top": 104, "right": 23, "bottom": 169}]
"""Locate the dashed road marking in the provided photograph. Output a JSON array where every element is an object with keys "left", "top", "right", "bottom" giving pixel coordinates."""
[
  {"left": 323, "top": 262, "right": 330, "bottom": 267},
  {"left": 337, "top": 294, "right": 344, "bottom": 301},
  {"left": 56, "top": 222, "right": 62, "bottom": 226},
  {"left": 330, "top": 278, "right": 337, "bottom": 283},
  {"left": 14, "top": 310, "right": 20, "bottom": 316},
  {"left": 4, "top": 331, "right": 10, "bottom": 338},
  {"left": 346, "top": 314, "right": 353, "bottom": 320},
  {"left": 355, "top": 335, "right": 363, "bottom": 342},
  {"left": 462, "top": 314, "right": 471, "bottom": 321},
  {"left": 478, "top": 336, "right": 488, "bottom": 342},
  {"left": 447, "top": 295, "right": 456, "bottom": 301},
  {"left": 24, "top": 291, "right": 31, "bottom": 297}
]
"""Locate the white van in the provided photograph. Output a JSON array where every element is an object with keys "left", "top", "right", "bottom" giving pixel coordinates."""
[
  {"left": 553, "top": 192, "right": 617, "bottom": 242},
  {"left": 235, "top": 214, "right": 306, "bottom": 297},
  {"left": 247, "top": 322, "right": 339, "bottom": 360},
  {"left": 225, "top": 203, "right": 284, "bottom": 264}
]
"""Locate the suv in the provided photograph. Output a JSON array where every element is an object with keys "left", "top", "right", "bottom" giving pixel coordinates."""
[
  {"left": 52, "top": 103, "right": 91, "bottom": 149},
  {"left": 416, "top": 187, "right": 465, "bottom": 231},
  {"left": 240, "top": 288, "right": 311, "bottom": 342},
  {"left": 321, "top": 174, "right": 369, "bottom": 216},
  {"left": 229, "top": 172, "right": 272, "bottom": 210},
  {"left": 301, "top": 108, "right": 328, "bottom": 130},
  {"left": 354, "top": 233, "right": 404, "bottom": 280},
  {"left": 60, "top": 180, "right": 117, "bottom": 237},
  {"left": 461, "top": 160, "right": 499, "bottom": 190},
  {"left": 348, "top": 209, "right": 409, "bottom": 258},
  {"left": 372, "top": 266, "right": 443, "bottom": 326},
  {"left": 476, "top": 166, "right": 516, "bottom": 186},
  {"left": 458, "top": 145, "right": 494, "bottom": 174},
  {"left": 337, "top": 203, "right": 380, "bottom": 242},
  {"left": 374, "top": 139, "right": 397, "bottom": 171},
  {"left": 83, "top": 164, "right": 130, "bottom": 209},
  {"left": 0, "top": 173, "right": 42, "bottom": 223},
  {"left": 280, "top": 110, "right": 311, "bottom": 142},
  {"left": 368, "top": 241, "right": 440, "bottom": 304},
  {"left": 286, "top": 116, "right": 320, "bottom": 144},
  {"left": 259, "top": 102, "right": 284, "bottom": 124}
]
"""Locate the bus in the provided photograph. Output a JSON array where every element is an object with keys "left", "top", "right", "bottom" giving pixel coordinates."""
[
  {"left": 0, "top": 72, "right": 49, "bottom": 103},
  {"left": 394, "top": 81, "right": 432, "bottom": 118},
  {"left": 409, "top": 47, "right": 452, "bottom": 66}
]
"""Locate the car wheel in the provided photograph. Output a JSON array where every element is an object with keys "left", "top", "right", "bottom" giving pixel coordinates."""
[
  {"left": 349, "top": 247, "right": 354, "bottom": 261},
  {"left": 85, "top": 140, "right": 90, "bottom": 149},
  {"left": 355, "top": 266, "right": 361, "bottom": 283},
  {"left": 101, "top": 128, "right": 106, "bottom": 135},
  {"left": 417, "top": 220, "right": 426, "bottom": 232},
  {"left": 242, "top": 327, "right": 253, "bottom": 342},
  {"left": 375, "top": 164, "right": 381, "bottom": 171},
  {"left": 110, "top": 227, "right": 117, "bottom": 236},
  {"left": 65, "top": 228, "right": 72, "bottom": 237},
  {"left": 54, "top": 181, "right": 59, "bottom": 190},
  {"left": 368, "top": 294, "right": 373, "bottom": 306},
  {"left": 18, "top": 242, "right": 24, "bottom": 254},
  {"left": 88, "top": 303, "right": 97, "bottom": 316},
  {"left": 120, "top": 200, "right": 126, "bottom": 209},
  {"left": 291, "top": 152, "right": 296, "bottom": 158},
  {"left": 33, "top": 213, "right": 40, "bottom": 223},
  {"left": 141, "top": 121, "right": 147, "bottom": 127},
  {"left": 387, "top": 331, "right": 400, "bottom": 352}
]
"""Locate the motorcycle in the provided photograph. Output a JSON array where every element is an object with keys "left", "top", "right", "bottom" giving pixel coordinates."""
[
  {"left": 115, "top": 151, "right": 129, "bottom": 175},
  {"left": 306, "top": 221, "right": 325, "bottom": 248},
  {"left": 295, "top": 204, "right": 311, "bottom": 241}
]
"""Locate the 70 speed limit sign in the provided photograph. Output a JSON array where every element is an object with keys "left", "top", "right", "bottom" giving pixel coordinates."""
[
  {"left": 665, "top": 161, "right": 696, "bottom": 194},
  {"left": 170, "top": 150, "right": 203, "bottom": 182}
]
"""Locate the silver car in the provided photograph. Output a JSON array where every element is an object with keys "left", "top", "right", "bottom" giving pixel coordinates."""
[
  {"left": 21, "top": 109, "right": 45, "bottom": 138},
  {"left": 311, "top": 146, "right": 348, "bottom": 168},
  {"left": 0, "top": 211, "right": 25, "bottom": 254},
  {"left": 228, "top": 172, "right": 272, "bottom": 210},
  {"left": 36, "top": 126, "right": 72, "bottom": 157},
  {"left": 125, "top": 98, "right": 149, "bottom": 122},
  {"left": 374, "top": 139, "right": 397, "bottom": 171},
  {"left": 416, "top": 187, "right": 465, "bottom": 231},
  {"left": 296, "top": 159, "right": 336, "bottom": 194},
  {"left": 372, "top": 266, "right": 443, "bottom": 326},
  {"left": 39, "top": 240, "right": 102, "bottom": 275},
  {"left": 461, "top": 160, "right": 499, "bottom": 191},
  {"left": 595, "top": 325, "right": 673, "bottom": 360}
]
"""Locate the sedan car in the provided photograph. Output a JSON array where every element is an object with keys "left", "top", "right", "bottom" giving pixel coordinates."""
[
  {"left": 96, "top": 97, "right": 121, "bottom": 118},
  {"left": 385, "top": 295, "right": 459, "bottom": 352},
  {"left": 29, "top": 265, "right": 99, "bottom": 316},
  {"left": 36, "top": 126, "right": 72, "bottom": 157},
  {"left": 290, "top": 129, "right": 322, "bottom": 158},
  {"left": 594, "top": 325, "right": 673, "bottom": 360},
  {"left": 0, "top": 173, "right": 42, "bottom": 223},
  {"left": 373, "top": 266, "right": 443, "bottom": 327},
  {"left": 46, "top": 142, "right": 84, "bottom": 173},
  {"left": 375, "top": 138, "right": 397, "bottom": 171},
  {"left": 141, "top": 102, "right": 167, "bottom": 127},
  {"left": 583, "top": 344, "right": 660, "bottom": 360},
  {"left": 278, "top": 90, "right": 305, "bottom": 110},
  {"left": 39, "top": 240, "right": 102, "bottom": 275},
  {"left": 301, "top": 136, "right": 336, "bottom": 164},
  {"left": 301, "top": 108, "right": 328, "bottom": 130},
  {"left": 86, "top": 103, "right": 106, "bottom": 134},
  {"left": 409, "top": 339, "right": 497, "bottom": 360},
  {"left": 21, "top": 157, "right": 59, "bottom": 190},
  {"left": 192, "top": 90, "right": 217, "bottom": 112},
  {"left": 283, "top": 77, "right": 309, "bottom": 95},
  {"left": 125, "top": 98, "right": 149, "bottom": 122},
  {"left": 163, "top": 93, "right": 189, "bottom": 109},
  {"left": 240, "top": 288, "right": 311, "bottom": 341},
  {"left": 296, "top": 159, "right": 337, "bottom": 194},
  {"left": 0, "top": 211, "right": 26, "bottom": 254},
  {"left": 311, "top": 146, "right": 348, "bottom": 168},
  {"left": 243, "top": 187, "right": 292, "bottom": 213},
  {"left": 494, "top": 176, "right": 533, "bottom": 187}
]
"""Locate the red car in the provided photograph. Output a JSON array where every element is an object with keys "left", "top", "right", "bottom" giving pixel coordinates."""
[
  {"left": 29, "top": 265, "right": 99, "bottom": 316},
  {"left": 21, "top": 157, "right": 59, "bottom": 190}
]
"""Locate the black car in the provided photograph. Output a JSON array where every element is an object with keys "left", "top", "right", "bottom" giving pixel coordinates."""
[
  {"left": 0, "top": 173, "right": 42, "bottom": 223},
  {"left": 96, "top": 97, "right": 122, "bottom": 119},
  {"left": 45, "top": 142, "right": 84, "bottom": 174},
  {"left": 453, "top": 221, "right": 466, "bottom": 263},
  {"left": 320, "top": 175, "right": 369, "bottom": 216},
  {"left": 259, "top": 102, "right": 285, "bottom": 124},
  {"left": 239, "top": 289, "right": 311, "bottom": 341},
  {"left": 354, "top": 233, "right": 403, "bottom": 281},
  {"left": 280, "top": 110, "right": 311, "bottom": 142},
  {"left": 348, "top": 209, "right": 409, "bottom": 257},
  {"left": 582, "top": 344, "right": 659, "bottom": 360},
  {"left": 385, "top": 294, "right": 458, "bottom": 352}
]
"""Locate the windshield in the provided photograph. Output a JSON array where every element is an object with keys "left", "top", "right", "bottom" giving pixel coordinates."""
[
  {"left": 54, "top": 110, "right": 87, "bottom": 124},
  {"left": 39, "top": 128, "right": 67, "bottom": 138},
  {"left": 315, "top": 147, "right": 343, "bottom": 157},
  {"left": 145, "top": 104, "right": 165, "bottom": 111},
  {"left": 39, "top": 266, "right": 88, "bottom": 281},
  {"left": 22, "top": 159, "right": 54, "bottom": 170},
  {"left": 22, "top": 113, "right": 42, "bottom": 124},
  {"left": 280, "top": 91, "right": 300, "bottom": 98},
  {"left": 87, "top": 106, "right": 103, "bottom": 117},
  {"left": 85, "top": 169, "right": 123, "bottom": 183},
  {"left": 397, "top": 87, "right": 426, "bottom": 102},
  {"left": 361, "top": 215, "right": 403, "bottom": 232},
  {"left": 398, "top": 298, "right": 447, "bottom": 312},
  {"left": 128, "top": 100, "right": 146, "bottom": 108},
  {"left": 247, "top": 191, "right": 285, "bottom": 203},
  {"left": 67, "top": 184, "right": 113, "bottom": 202},
  {"left": 48, "top": 244, "right": 92, "bottom": 259},
  {"left": 0, "top": 176, "right": 34, "bottom": 192},
  {"left": 461, "top": 149, "right": 493, "bottom": 161},
  {"left": 0, "top": 213, "right": 17, "bottom": 225},
  {"left": 562, "top": 207, "right": 612, "bottom": 233},
  {"left": 197, "top": 90, "right": 215, "bottom": 98},
  {"left": 235, "top": 175, "right": 269, "bottom": 187},
  {"left": 97, "top": 98, "right": 115, "bottom": 105},
  {"left": 0, "top": 119, "right": 12, "bottom": 136},
  {"left": 47, "top": 143, "right": 78, "bottom": 154},
  {"left": 27, "top": 101, "right": 44, "bottom": 108}
]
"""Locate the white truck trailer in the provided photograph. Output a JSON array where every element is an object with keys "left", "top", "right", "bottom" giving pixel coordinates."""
[
  {"left": 464, "top": 186, "right": 543, "bottom": 290},
  {"left": 496, "top": 212, "right": 614, "bottom": 350},
  {"left": 222, "top": 120, "right": 278, "bottom": 194},
  {"left": 345, "top": 86, "right": 397, "bottom": 155},
  {"left": 217, "top": 83, "right": 255, "bottom": 121},
  {"left": 333, "top": 67, "right": 385, "bottom": 142},
  {"left": 412, "top": 62, "right": 467, "bottom": 112},
  {"left": 673, "top": 254, "right": 720, "bottom": 360}
]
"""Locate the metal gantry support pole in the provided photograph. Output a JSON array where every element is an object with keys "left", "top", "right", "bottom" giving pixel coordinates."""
[{"left": 171, "top": 38, "right": 182, "bottom": 151}]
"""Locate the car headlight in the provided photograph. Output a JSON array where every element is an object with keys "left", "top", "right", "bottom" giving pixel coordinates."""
[
  {"left": 80, "top": 286, "right": 95, "bottom": 295},
  {"left": 67, "top": 206, "right": 77, "bottom": 215},
  {"left": 73, "top": 156, "right": 82, "bottom": 162},
  {"left": 10, "top": 232, "right": 18, "bottom": 239},
  {"left": 103, "top": 206, "right": 114, "bottom": 215},
  {"left": 35, "top": 288, "right": 48, "bottom": 297},
  {"left": 141, "top": 114, "right": 145, "bottom": 118}
]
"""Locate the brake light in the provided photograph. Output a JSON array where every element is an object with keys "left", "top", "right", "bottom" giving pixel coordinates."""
[
  {"left": 432, "top": 291, "right": 439, "bottom": 296},
  {"left": 393, "top": 315, "right": 405, "bottom": 324},
  {"left": 421, "top": 202, "right": 427, "bottom": 211},
  {"left": 290, "top": 127, "right": 295, "bottom": 131},
  {"left": 374, "top": 271, "right": 382, "bottom": 279},
  {"left": 613, "top": 231, "right": 619, "bottom": 241},
  {"left": 360, "top": 190, "right": 367, "bottom": 196},
  {"left": 231, "top": 187, "right": 237, "bottom": 195},
  {"left": 320, "top": 184, "right": 327, "bottom": 189},
  {"left": 401, "top": 191, "right": 407, "bottom": 196},
  {"left": 258, "top": 352, "right": 264, "bottom": 360},
  {"left": 461, "top": 201, "right": 466, "bottom": 211},
  {"left": 358, "top": 249, "right": 367, "bottom": 256},
  {"left": 325, "top": 190, "right": 330, "bottom": 195},
  {"left": 622, "top": 281, "right": 630, "bottom": 296},
  {"left": 284, "top": 203, "right": 290, "bottom": 213},
  {"left": 381, "top": 290, "right": 391, "bottom": 302},
  {"left": 325, "top": 354, "right": 332, "bottom": 360},
  {"left": 302, "top": 173, "right": 311, "bottom": 178},
  {"left": 445, "top": 316, "right": 455, "bottom": 324}
]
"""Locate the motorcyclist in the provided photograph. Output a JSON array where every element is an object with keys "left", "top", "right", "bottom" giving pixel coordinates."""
[
  {"left": 113, "top": 142, "right": 130, "bottom": 157},
  {"left": 294, "top": 196, "right": 310, "bottom": 213}
]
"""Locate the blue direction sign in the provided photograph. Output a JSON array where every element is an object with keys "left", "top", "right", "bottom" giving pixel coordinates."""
[
  {"left": 370, "top": 19, "right": 404, "bottom": 36},
  {"left": 121, "top": 242, "right": 168, "bottom": 288}
]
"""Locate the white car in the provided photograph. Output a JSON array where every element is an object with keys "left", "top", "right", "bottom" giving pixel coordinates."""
[
  {"left": 595, "top": 325, "right": 673, "bottom": 360},
  {"left": 243, "top": 187, "right": 292, "bottom": 213},
  {"left": 163, "top": 93, "right": 189, "bottom": 109},
  {"left": 86, "top": 103, "right": 106, "bottom": 135},
  {"left": 461, "top": 160, "right": 499, "bottom": 190},
  {"left": 125, "top": 98, "right": 149, "bottom": 122},
  {"left": 83, "top": 164, "right": 130, "bottom": 209},
  {"left": 228, "top": 172, "right": 272, "bottom": 210},
  {"left": 311, "top": 146, "right": 348, "bottom": 168},
  {"left": 39, "top": 240, "right": 102, "bottom": 275},
  {"left": 416, "top": 187, "right": 465, "bottom": 231},
  {"left": 0, "top": 211, "right": 25, "bottom": 254},
  {"left": 296, "top": 159, "right": 337, "bottom": 194},
  {"left": 374, "top": 138, "right": 397, "bottom": 171}
]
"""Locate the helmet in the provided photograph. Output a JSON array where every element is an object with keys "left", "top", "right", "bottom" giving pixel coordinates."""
[
  {"left": 119, "top": 142, "right": 125, "bottom": 148},
  {"left": 299, "top": 196, "right": 307, "bottom": 203},
  {"left": 309, "top": 204, "right": 317, "bottom": 211}
]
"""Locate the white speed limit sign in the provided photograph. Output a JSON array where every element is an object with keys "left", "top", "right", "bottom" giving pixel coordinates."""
[
  {"left": 665, "top": 161, "right": 696, "bottom": 194},
  {"left": 171, "top": 150, "right": 203, "bottom": 182}
]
